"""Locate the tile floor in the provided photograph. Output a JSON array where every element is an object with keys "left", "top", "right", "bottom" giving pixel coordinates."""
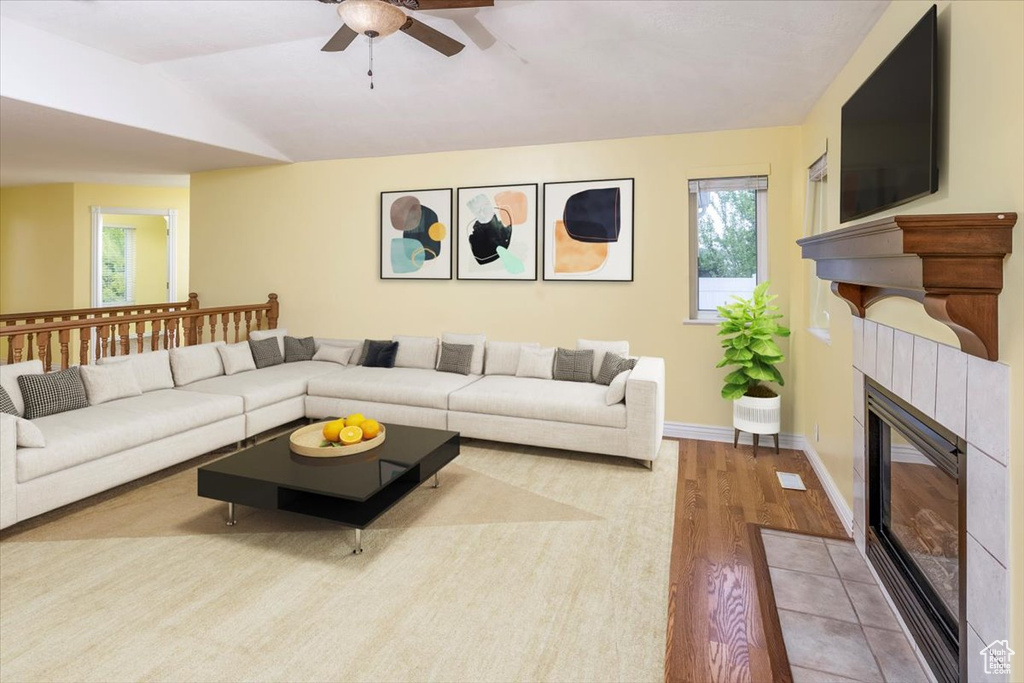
[{"left": 760, "top": 529, "right": 931, "bottom": 683}]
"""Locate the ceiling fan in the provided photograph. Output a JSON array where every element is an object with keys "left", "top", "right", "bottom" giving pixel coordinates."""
[{"left": 318, "top": 0, "right": 494, "bottom": 58}]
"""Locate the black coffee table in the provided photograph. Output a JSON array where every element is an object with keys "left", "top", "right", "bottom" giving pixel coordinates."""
[{"left": 197, "top": 423, "right": 459, "bottom": 554}]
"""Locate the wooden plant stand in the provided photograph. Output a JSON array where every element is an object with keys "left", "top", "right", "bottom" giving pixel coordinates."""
[{"left": 734, "top": 429, "right": 779, "bottom": 457}]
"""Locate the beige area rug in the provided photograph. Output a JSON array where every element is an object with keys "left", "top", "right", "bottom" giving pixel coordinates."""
[{"left": 0, "top": 439, "right": 678, "bottom": 683}]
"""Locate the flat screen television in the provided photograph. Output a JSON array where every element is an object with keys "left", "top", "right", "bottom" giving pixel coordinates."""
[{"left": 840, "top": 5, "right": 938, "bottom": 222}]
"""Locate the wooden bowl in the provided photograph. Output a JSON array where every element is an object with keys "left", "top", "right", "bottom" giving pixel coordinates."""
[{"left": 289, "top": 421, "right": 386, "bottom": 458}]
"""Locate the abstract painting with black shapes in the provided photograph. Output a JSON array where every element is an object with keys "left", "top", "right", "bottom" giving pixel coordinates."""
[
  {"left": 457, "top": 184, "right": 538, "bottom": 280},
  {"left": 381, "top": 188, "right": 452, "bottom": 280},
  {"left": 543, "top": 178, "right": 634, "bottom": 281}
]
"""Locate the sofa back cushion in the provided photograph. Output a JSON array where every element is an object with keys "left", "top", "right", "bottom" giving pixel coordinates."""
[
  {"left": 484, "top": 341, "right": 540, "bottom": 376},
  {"left": 218, "top": 341, "right": 257, "bottom": 375},
  {"left": 442, "top": 333, "right": 485, "bottom": 375},
  {"left": 80, "top": 362, "right": 143, "bottom": 405},
  {"left": 97, "top": 350, "right": 174, "bottom": 393},
  {"left": 576, "top": 339, "right": 630, "bottom": 382},
  {"left": 170, "top": 342, "right": 226, "bottom": 386},
  {"left": 284, "top": 336, "right": 316, "bottom": 363},
  {"left": 393, "top": 335, "right": 438, "bottom": 369},
  {"left": 515, "top": 346, "right": 555, "bottom": 380},
  {"left": 249, "top": 327, "right": 287, "bottom": 356},
  {"left": 249, "top": 338, "right": 284, "bottom": 369},
  {"left": 18, "top": 367, "right": 89, "bottom": 419},
  {"left": 0, "top": 359, "right": 44, "bottom": 416},
  {"left": 553, "top": 348, "right": 595, "bottom": 383}
]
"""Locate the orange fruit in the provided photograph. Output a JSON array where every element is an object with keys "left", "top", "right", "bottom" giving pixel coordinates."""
[
  {"left": 339, "top": 425, "right": 363, "bottom": 445},
  {"left": 361, "top": 419, "right": 381, "bottom": 440},
  {"left": 322, "top": 419, "right": 345, "bottom": 443},
  {"left": 345, "top": 413, "right": 365, "bottom": 428}
]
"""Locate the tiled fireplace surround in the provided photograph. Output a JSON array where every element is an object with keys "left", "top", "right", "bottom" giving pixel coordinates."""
[{"left": 850, "top": 317, "right": 1011, "bottom": 682}]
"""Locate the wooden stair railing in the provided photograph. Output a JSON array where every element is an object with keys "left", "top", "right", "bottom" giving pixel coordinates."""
[{"left": 1, "top": 294, "right": 279, "bottom": 371}]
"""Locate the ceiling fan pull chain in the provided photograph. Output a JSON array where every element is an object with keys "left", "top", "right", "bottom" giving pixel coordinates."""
[{"left": 367, "top": 34, "right": 374, "bottom": 90}]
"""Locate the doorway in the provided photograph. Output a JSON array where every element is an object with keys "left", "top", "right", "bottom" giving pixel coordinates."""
[{"left": 91, "top": 207, "right": 177, "bottom": 308}]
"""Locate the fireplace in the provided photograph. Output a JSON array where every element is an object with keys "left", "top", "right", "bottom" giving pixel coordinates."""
[{"left": 865, "top": 379, "right": 966, "bottom": 683}]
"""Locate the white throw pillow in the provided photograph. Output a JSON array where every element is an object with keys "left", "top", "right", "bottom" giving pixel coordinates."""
[
  {"left": 14, "top": 416, "right": 45, "bottom": 448},
  {"left": 313, "top": 345, "right": 355, "bottom": 366},
  {"left": 515, "top": 346, "right": 555, "bottom": 380},
  {"left": 442, "top": 333, "right": 486, "bottom": 375},
  {"left": 98, "top": 350, "right": 174, "bottom": 393},
  {"left": 218, "top": 342, "right": 257, "bottom": 376},
  {"left": 393, "top": 335, "right": 439, "bottom": 369},
  {"left": 169, "top": 342, "right": 226, "bottom": 386},
  {"left": 485, "top": 341, "right": 540, "bottom": 376},
  {"left": 80, "top": 362, "right": 143, "bottom": 406},
  {"left": 314, "top": 338, "right": 363, "bottom": 353},
  {"left": 0, "top": 359, "right": 44, "bottom": 416},
  {"left": 576, "top": 339, "right": 630, "bottom": 382},
  {"left": 605, "top": 369, "right": 631, "bottom": 405},
  {"left": 249, "top": 328, "right": 288, "bottom": 356}
]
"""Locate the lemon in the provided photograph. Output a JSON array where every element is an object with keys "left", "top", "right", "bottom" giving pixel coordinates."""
[
  {"left": 339, "top": 425, "right": 363, "bottom": 445},
  {"left": 322, "top": 419, "right": 345, "bottom": 443},
  {"left": 361, "top": 419, "right": 381, "bottom": 440},
  {"left": 345, "top": 413, "right": 366, "bottom": 428}
]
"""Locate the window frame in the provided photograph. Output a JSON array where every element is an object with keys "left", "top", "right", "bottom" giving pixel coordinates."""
[
  {"left": 686, "top": 176, "right": 769, "bottom": 321},
  {"left": 805, "top": 153, "right": 831, "bottom": 342}
]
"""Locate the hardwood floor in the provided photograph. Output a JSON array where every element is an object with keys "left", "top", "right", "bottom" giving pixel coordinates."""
[{"left": 664, "top": 438, "right": 847, "bottom": 683}]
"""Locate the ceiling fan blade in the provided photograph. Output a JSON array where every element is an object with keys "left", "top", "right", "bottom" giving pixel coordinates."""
[
  {"left": 403, "top": 0, "right": 494, "bottom": 9},
  {"left": 400, "top": 17, "right": 465, "bottom": 56},
  {"left": 321, "top": 24, "right": 358, "bottom": 52}
]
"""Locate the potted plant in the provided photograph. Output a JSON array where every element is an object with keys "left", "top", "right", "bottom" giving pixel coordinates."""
[{"left": 716, "top": 282, "right": 790, "bottom": 448}]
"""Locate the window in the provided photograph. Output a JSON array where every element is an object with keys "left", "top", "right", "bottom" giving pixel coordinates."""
[
  {"left": 688, "top": 176, "right": 768, "bottom": 318},
  {"left": 805, "top": 154, "right": 830, "bottom": 338},
  {"left": 101, "top": 226, "right": 136, "bottom": 306}
]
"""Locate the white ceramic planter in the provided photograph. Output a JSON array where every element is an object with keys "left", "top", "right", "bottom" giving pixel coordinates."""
[{"left": 733, "top": 394, "right": 781, "bottom": 435}]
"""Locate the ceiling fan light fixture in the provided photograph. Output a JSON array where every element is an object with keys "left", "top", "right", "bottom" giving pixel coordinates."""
[{"left": 337, "top": 0, "right": 407, "bottom": 38}]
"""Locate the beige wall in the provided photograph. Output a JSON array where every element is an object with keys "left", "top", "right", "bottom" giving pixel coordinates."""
[
  {"left": 0, "top": 184, "right": 75, "bottom": 313},
  {"left": 789, "top": 0, "right": 1024, "bottom": 653},
  {"left": 190, "top": 127, "right": 801, "bottom": 430},
  {"left": 100, "top": 213, "right": 170, "bottom": 306}
]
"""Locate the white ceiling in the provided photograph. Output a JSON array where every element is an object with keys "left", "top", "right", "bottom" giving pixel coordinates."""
[{"left": 0, "top": 0, "right": 888, "bottom": 185}]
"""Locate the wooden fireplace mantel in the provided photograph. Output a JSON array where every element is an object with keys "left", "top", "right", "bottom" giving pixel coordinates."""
[{"left": 797, "top": 212, "right": 1016, "bottom": 360}]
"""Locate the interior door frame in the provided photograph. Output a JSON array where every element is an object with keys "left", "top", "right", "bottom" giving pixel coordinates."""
[{"left": 91, "top": 206, "right": 178, "bottom": 307}]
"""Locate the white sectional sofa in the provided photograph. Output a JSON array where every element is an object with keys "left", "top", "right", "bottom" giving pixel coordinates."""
[{"left": 0, "top": 332, "right": 665, "bottom": 530}]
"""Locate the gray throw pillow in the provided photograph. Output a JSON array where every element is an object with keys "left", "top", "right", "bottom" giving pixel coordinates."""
[
  {"left": 0, "top": 386, "right": 18, "bottom": 416},
  {"left": 17, "top": 367, "right": 89, "bottom": 420},
  {"left": 362, "top": 340, "right": 398, "bottom": 368},
  {"left": 284, "top": 336, "right": 315, "bottom": 363},
  {"left": 436, "top": 342, "right": 474, "bottom": 375},
  {"left": 249, "top": 337, "right": 284, "bottom": 369},
  {"left": 596, "top": 353, "right": 637, "bottom": 385},
  {"left": 553, "top": 348, "right": 594, "bottom": 383}
]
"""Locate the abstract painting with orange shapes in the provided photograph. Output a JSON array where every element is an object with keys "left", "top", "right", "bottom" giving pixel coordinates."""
[
  {"left": 543, "top": 178, "right": 634, "bottom": 281},
  {"left": 456, "top": 183, "right": 538, "bottom": 280}
]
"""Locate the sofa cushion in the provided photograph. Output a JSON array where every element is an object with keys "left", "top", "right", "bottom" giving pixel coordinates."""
[
  {"left": 448, "top": 375, "right": 627, "bottom": 428},
  {"left": 515, "top": 346, "right": 555, "bottom": 380},
  {"left": 218, "top": 341, "right": 257, "bottom": 375},
  {"left": 596, "top": 353, "right": 638, "bottom": 385},
  {"left": 80, "top": 362, "right": 143, "bottom": 405},
  {"left": 393, "top": 335, "right": 438, "bottom": 369},
  {"left": 576, "top": 339, "right": 630, "bottom": 382},
  {"left": 170, "top": 342, "right": 225, "bottom": 386},
  {"left": 442, "top": 333, "right": 485, "bottom": 375},
  {"left": 362, "top": 340, "right": 398, "bottom": 368},
  {"left": 178, "top": 361, "right": 343, "bottom": 412},
  {"left": 553, "top": 348, "right": 594, "bottom": 383},
  {"left": 249, "top": 337, "right": 284, "bottom": 369},
  {"left": 98, "top": 350, "right": 175, "bottom": 393},
  {"left": 436, "top": 342, "right": 473, "bottom": 375},
  {"left": 17, "top": 390, "right": 242, "bottom": 483},
  {"left": 19, "top": 367, "right": 89, "bottom": 419},
  {"left": 484, "top": 341, "right": 539, "bottom": 376},
  {"left": 0, "top": 359, "right": 44, "bottom": 416},
  {"left": 284, "top": 336, "right": 316, "bottom": 363},
  {"left": 312, "top": 345, "right": 355, "bottom": 366},
  {"left": 307, "top": 366, "right": 481, "bottom": 410}
]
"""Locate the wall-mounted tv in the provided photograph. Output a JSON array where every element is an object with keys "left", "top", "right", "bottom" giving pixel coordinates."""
[{"left": 840, "top": 5, "right": 938, "bottom": 223}]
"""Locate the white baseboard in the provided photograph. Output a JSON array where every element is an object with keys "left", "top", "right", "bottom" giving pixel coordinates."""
[{"left": 664, "top": 421, "right": 854, "bottom": 534}]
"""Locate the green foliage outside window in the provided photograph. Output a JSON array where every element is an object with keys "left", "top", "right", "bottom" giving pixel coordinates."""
[
  {"left": 697, "top": 189, "right": 757, "bottom": 278},
  {"left": 102, "top": 227, "right": 129, "bottom": 304}
]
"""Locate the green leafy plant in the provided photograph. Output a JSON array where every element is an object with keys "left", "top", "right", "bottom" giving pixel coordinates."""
[{"left": 716, "top": 282, "right": 791, "bottom": 400}]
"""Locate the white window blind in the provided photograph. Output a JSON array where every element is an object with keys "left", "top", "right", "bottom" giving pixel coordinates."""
[
  {"left": 688, "top": 176, "right": 769, "bottom": 193},
  {"left": 101, "top": 226, "right": 136, "bottom": 306}
]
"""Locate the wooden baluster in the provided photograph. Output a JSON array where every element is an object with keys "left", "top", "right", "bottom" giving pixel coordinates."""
[
  {"left": 26, "top": 332, "right": 34, "bottom": 360},
  {"left": 244, "top": 310, "right": 253, "bottom": 338},
  {"left": 267, "top": 293, "right": 279, "bottom": 330},
  {"left": 37, "top": 332, "right": 51, "bottom": 372},
  {"left": 173, "top": 318, "right": 182, "bottom": 347},
  {"left": 136, "top": 320, "right": 146, "bottom": 354},
  {"left": 208, "top": 313, "right": 218, "bottom": 342},
  {"left": 163, "top": 318, "right": 171, "bottom": 350},
  {"left": 119, "top": 322, "right": 130, "bottom": 356},
  {"left": 186, "top": 293, "right": 200, "bottom": 345},
  {"left": 254, "top": 310, "right": 263, "bottom": 331},
  {"left": 233, "top": 311, "right": 241, "bottom": 342},
  {"left": 80, "top": 327, "right": 91, "bottom": 365},
  {"left": 151, "top": 319, "right": 162, "bottom": 351},
  {"left": 59, "top": 329, "right": 70, "bottom": 370},
  {"left": 5, "top": 320, "right": 17, "bottom": 363},
  {"left": 11, "top": 334, "right": 25, "bottom": 362},
  {"left": 44, "top": 318, "right": 54, "bottom": 369},
  {"left": 221, "top": 312, "right": 229, "bottom": 342},
  {"left": 97, "top": 325, "right": 110, "bottom": 360},
  {"left": 197, "top": 315, "right": 205, "bottom": 344}
]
